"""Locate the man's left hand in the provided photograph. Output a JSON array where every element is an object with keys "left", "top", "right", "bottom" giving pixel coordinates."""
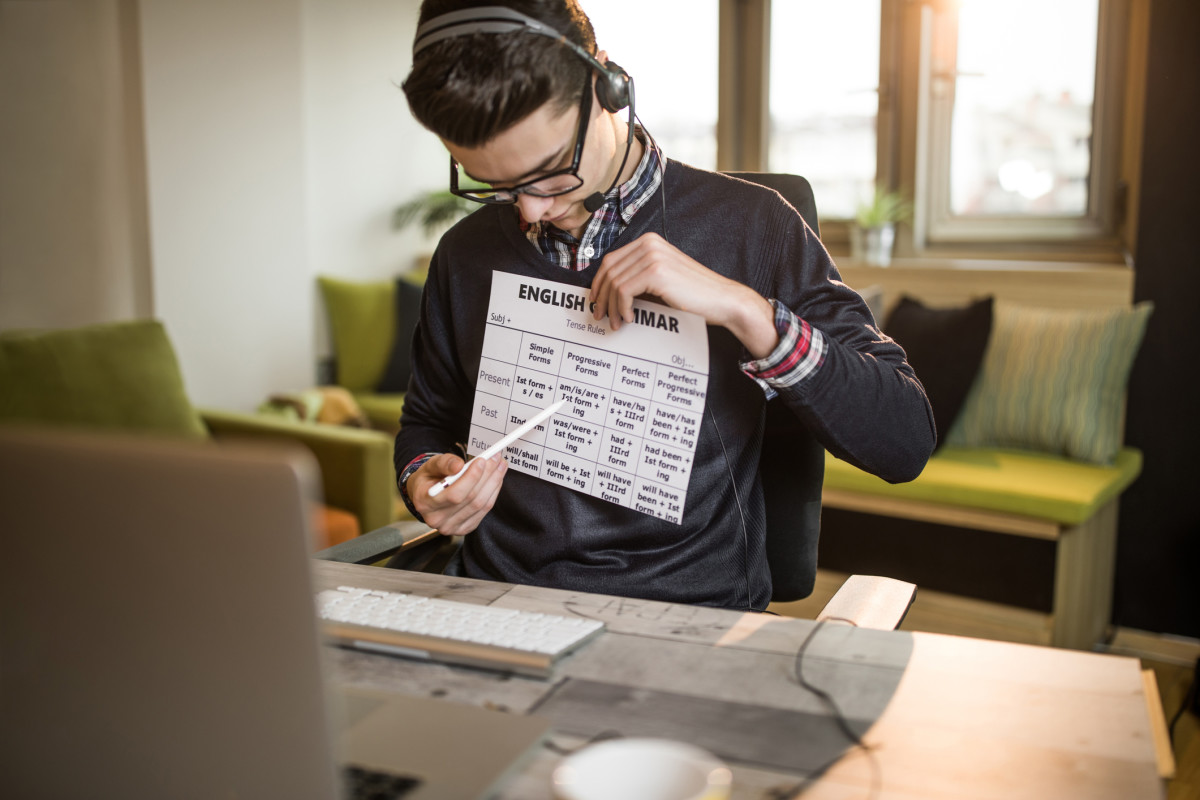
[{"left": 589, "top": 232, "right": 778, "bottom": 359}]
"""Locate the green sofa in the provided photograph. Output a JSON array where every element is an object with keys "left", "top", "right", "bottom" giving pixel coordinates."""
[
  {"left": 0, "top": 319, "right": 396, "bottom": 534},
  {"left": 318, "top": 273, "right": 427, "bottom": 433}
]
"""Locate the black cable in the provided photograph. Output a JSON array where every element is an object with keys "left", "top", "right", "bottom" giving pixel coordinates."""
[
  {"left": 706, "top": 405, "right": 754, "bottom": 611},
  {"left": 632, "top": 114, "right": 668, "bottom": 243},
  {"left": 639, "top": 122, "right": 745, "bottom": 613},
  {"left": 543, "top": 728, "right": 624, "bottom": 756},
  {"left": 773, "top": 619, "right": 883, "bottom": 800}
]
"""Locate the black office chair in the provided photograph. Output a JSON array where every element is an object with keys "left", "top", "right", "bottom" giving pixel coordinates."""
[
  {"left": 316, "top": 173, "right": 914, "bottom": 626},
  {"left": 724, "top": 172, "right": 824, "bottom": 602}
]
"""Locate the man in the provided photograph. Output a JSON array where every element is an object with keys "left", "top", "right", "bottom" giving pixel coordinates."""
[{"left": 395, "top": 0, "right": 935, "bottom": 610}]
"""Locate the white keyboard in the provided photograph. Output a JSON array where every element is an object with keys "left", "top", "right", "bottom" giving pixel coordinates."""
[{"left": 316, "top": 586, "right": 605, "bottom": 678}]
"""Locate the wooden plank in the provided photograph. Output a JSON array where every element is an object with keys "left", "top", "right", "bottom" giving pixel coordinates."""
[
  {"left": 808, "top": 634, "right": 1162, "bottom": 799},
  {"left": 1141, "top": 669, "right": 1177, "bottom": 780},
  {"left": 1108, "top": 628, "right": 1200, "bottom": 667},
  {"left": 821, "top": 487, "right": 1062, "bottom": 540},
  {"left": 816, "top": 575, "right": 916, "bottom": 631},
  {"left": 836, "top": 261, "right": 1134, "bottom": 320},
  {"left": 772, "top": 571, "right": 1056, "bottom": 648},
  {"left": 1051, "top": 501, "right": 1119, "bottom": 649}
]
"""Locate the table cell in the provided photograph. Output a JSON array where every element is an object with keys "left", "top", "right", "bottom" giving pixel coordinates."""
[
  {"left": 645, "top": 404, "right": 701, "bottom": 451},
  {"left": 605, "top": 392, "right": 650, "bottom": 438},
  {"left": 471, "top": 394, "right": 510, "bottom": 436},
  {"left": 561, "top": 342, "right": 618, "bottom": 389},
  {"left": 512, "top": 366, "right": 557, "bottom": 407},
  {"left": 546, "top": 415, "right": 603, "bottom": 462},
  {"left": 636, "top": 439, "right": 693, "bottom": 490},
  {"left": 518, "top": 333, "right": 565, "bottom": 374},
  {"left": 541, "top": 450, "right": 596, "bottom": 495},
  {"left": 613, "top": 355, "right": 656, "bottom": 400},
  {"left": 602, "top": 429, "right": 640, "bottom": 474},
  {"left": 593, "top": 465, "right": 636, "bottom": 508},
  {"left": 651, "top": 366, "right": 706, "bottom": 414},
  {"left": 502, "top": 400, "right": 556, "bottom": 446},
  {"left": 476, "top": 357, "right": 518, "bottom": 401},
  {"left": 504, "top": 440, "right": 546, "bottom": 475},
  {"left": 481, "top": 323, "right": 523, "bottom": 362},
  {"left": 556, "top": 378, "right": 608, "bottom": 426},
  {"left": 633, "top": 476, "right": 686, "bottom": 524},
  {"left": 466, "top": 423, "right": 504, "bottom": 456}
]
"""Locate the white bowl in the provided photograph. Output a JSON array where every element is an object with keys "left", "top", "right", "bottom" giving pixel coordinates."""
[{"left": 552, "top": 738, "right": 733, "bottom": 800}]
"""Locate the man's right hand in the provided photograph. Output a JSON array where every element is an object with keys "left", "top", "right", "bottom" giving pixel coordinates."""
[{"left": 408, "top": 452, "right": 507, "bottom": 536}]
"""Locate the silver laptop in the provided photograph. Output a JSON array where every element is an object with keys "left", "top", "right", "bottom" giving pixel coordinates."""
[{"left": 0, "top": 426, "right": 549, "bottom": 799}]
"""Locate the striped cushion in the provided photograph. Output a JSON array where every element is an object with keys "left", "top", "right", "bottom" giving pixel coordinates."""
[{"left": 945, "top": 302, "right": 1152, "bottom": 464}]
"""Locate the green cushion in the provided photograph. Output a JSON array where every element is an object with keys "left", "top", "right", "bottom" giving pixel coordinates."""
[
  {"left": 0, "top": 320, "right": 208, "bottom": 439},
  {"left": 353, "top": 392, "right": 407, "bottom": 430},
  {"left": 318, "top": 276, "right": 396, "bottom": 393},
  {"left": 824, "top": 446, "right": 1143, "bottom": 527},
  {"left": 945, "top": 302, "right": 1152, "bottom": 465}
]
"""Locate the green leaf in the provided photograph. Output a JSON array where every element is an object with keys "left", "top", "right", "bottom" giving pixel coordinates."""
[
  {"left": 392, "top": 190, "right": 476, "bottom": 237},
  {"left": 855, "top": 185, "right": 913, "bottom": 228}
]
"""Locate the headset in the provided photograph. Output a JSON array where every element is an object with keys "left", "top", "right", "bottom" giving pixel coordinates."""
[
  {"left": 413, "top": 6, "right": 635, "bottom": 213},
  {"left": 413, "top": 6, "right": 631, "bottom": 113}
]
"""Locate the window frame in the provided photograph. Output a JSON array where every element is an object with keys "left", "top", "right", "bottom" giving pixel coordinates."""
[{"left": 716, "top": 0, "right": 1142, "bottom": 260}]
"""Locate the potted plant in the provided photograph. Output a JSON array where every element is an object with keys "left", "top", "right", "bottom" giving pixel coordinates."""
[
  {"left": 392, "top": 189, "right": 477, "bottom": 239},
  {"left": 851, "top": 185, "right": 912, "bottom": 267}
]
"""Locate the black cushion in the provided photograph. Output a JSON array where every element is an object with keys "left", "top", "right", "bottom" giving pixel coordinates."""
[
  {"left": 884, "top": 295, "right": 994, "bottom": 449},
  {"left": 375, "top": 277, "right": 425, "bottom": 393}
]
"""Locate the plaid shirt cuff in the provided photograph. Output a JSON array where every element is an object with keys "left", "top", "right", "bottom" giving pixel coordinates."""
[
  {"left": 398, "top": 452, "right": 438, "bottom": 522},
  {"left": 740, "top": 299, "right": 827, "bottom": 398}
]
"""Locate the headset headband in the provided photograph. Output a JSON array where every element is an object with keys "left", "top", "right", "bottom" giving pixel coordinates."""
[{"left": 412, "top": 5, "right": 605, "bottom": 74}]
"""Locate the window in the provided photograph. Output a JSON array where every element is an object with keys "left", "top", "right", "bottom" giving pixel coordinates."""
[
  {"left": 946, "top": 0, "right": 1098, "bottom": 218},
  {"left": 588, "top": 1, "right": 720, "bottom": 170},
  {"left": 768, "top": 1, "right": 881, "bottom": 220},
  {"left": 917, "top": 0, "right": 1127, "bottom": 246},
  {"left": 731, "top": 0, "right": 1134, "bottom": 254}
]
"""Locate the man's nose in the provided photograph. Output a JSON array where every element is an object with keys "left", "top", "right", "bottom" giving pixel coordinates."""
[{"left": 515, "top": 193, "right": 555, "bottom": 222}]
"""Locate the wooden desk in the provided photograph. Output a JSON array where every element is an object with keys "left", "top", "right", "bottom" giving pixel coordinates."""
[{"left": 314, "top": 561, "right": 1164, "bottom": 800}]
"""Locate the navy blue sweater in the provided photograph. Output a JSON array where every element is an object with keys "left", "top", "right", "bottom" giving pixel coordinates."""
[{"left": 396, "top": 162, "right": 934, "bottom": 609}]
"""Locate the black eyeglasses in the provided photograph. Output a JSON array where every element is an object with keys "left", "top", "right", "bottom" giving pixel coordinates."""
[{"left": 450, "top": 73, "right": 593, "bottom": 205}]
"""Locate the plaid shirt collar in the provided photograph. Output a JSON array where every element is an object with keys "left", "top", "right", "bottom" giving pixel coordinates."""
[{"left": 519, "top": 128, "right": 663, "bottom": 271}]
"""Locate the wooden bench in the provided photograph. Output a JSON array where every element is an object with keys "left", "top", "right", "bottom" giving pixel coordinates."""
[{"left": 818, "top": 261, "right": 1139, "bottom": 650}]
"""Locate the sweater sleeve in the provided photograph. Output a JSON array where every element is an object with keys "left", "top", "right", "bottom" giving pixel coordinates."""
[
  {"left": 760, "top": 207, "right": 936, "bottom": 484},
  {"left": 392, "top": 247, "right": 475, "bottom": 483}
]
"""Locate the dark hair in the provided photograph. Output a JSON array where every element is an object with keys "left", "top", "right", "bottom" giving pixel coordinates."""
[{"left": 403, "top": 0, "right": 597, "bottom": 147}]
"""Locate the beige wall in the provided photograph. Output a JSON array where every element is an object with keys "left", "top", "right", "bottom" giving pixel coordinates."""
[{"left": 0, "top": 0, "right": 152, "bottom": 330}]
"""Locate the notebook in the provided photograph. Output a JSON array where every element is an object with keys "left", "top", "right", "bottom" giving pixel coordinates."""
[{"left": 0, "top": 426, "right": 550, "bottom": 800}]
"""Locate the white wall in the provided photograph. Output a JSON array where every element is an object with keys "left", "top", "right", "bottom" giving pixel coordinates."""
[
  {"left": 2, "top": 0, "right": 444, "bottom": 411},
  {"left": 140, "top": 0, "right": 445, "bottom": 409},
  {"left": 301, "top": 0, "right": 446, "bottom": 361},
  {"left": 139, "top": 0, "right": 313, "bottom": 410}
]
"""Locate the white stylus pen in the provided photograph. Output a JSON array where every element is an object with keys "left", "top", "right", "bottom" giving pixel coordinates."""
[{"left": 428, "top": 398, "right": 567, "bottom": 497}]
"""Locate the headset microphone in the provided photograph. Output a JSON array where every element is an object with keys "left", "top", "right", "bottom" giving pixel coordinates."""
[{"left": 584, "top": 193, "right": 607, "bottom": 213}]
